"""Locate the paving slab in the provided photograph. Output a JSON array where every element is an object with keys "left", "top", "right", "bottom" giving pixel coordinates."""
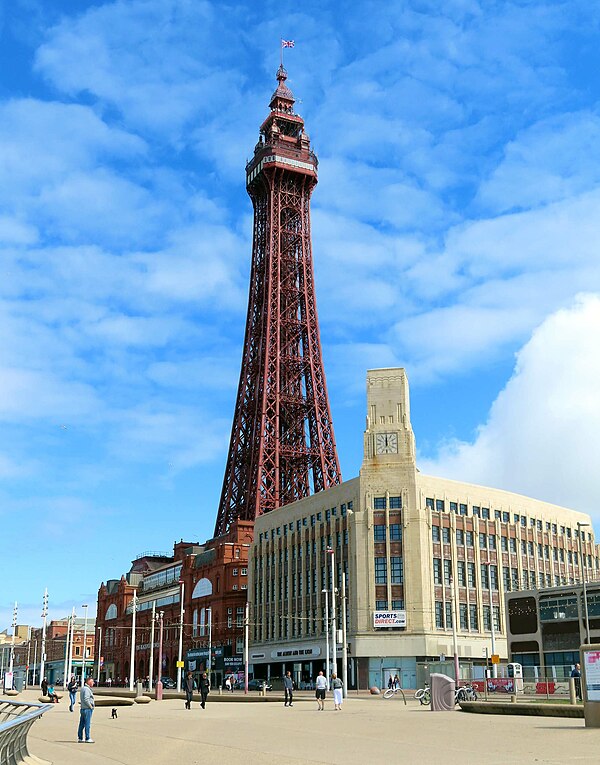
[{"left": 6, "top": 690, "right": 600, "bottom": 764}]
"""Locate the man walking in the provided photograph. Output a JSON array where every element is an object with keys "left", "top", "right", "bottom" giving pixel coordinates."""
[
  {"left": 199, "top": 672, "right": 210, "bottom": 709},
  {"left": 77, "top": 677, "right": 95, "bottom": 744},
  {"left": 67, "top": 675, "right": 78, "bottom": 712},
  {"left": 315, "top": 670, "right": 327, "bottom": 711},
  {"left": 184, "top": 671, "right": 194, "bottom": 710},
  {"left": 571, "top": 663, "right": 582, "bottom": 701},
  {"left": 283, "top": 671, "right": 293, "bottom": 707}
]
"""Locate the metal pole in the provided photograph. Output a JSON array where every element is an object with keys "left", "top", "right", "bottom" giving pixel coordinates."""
[
  {"left": 156, "top": 611, "right": 164, "bottom": 700},
  {"left": 149, "top": 601, "right": 156, "bottom": 692},
  {"left": 66, "top": 607, "right": 75, "bottom": 684},
  {"left": 207, "top": 607, "right": 212, "bottom": 686},
  {"left": 322, "top": 589, "right": 329, "bottom": 689},
  {"left": 450, "top": 576, "right": 459, "bottom": 682},
  {"left": 484, "top": 648, "right": 489, "bottom": 700},
  {"left": 40, "top": 589, "right": 48, "bottom": 688},
  {"left": 341, "top": 572, "right": 348, "bottom": 698},
  {"left": 81, "top": 604, "right": 89, "bottom": 685},
  {"left": 128, "top": 591, "right": 136, "bottom": 692},
  {"left": 578, "top": 522, "right": 591, "bottom": 644},
  {"left": 96, "top": 627, "right": 102, "bottom": 683},
  {"left": 487, "top": 563, "right": 497, "bottom": 678},
  {"left": 32, "top": 639, "right": 38, "bottom": 686},
  {"left": 62, "top": 616, "right": 70, "bottom": 689},
  {"left": 177, "top": 580, "right": 185, "bottom": 692},
  {"left": 26, "top": 627, "right": 31, "bottom": 689},
  {"left": 329, "top": 548, "right": 337, "bottom": 678},
  {"left": 8, "top": 602, "right": 17, "bottom": 688},
  {"left": 244, "top": 602, "right": 249, "bottom": 695}
]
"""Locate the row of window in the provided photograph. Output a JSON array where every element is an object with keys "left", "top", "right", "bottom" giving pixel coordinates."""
[
  {"left": 432, "top": 526, "right": 594, "bottom": 566},
  {"left": 257, "top": 561, "right": 348, "bottom": 602},
  {"left": 434, "top": 557, "right": 577, "bottom": 591},
  {"left": 426, "top": 499, "right": 591, "bottom": 541},
  {"left": 435, "top": 601, "right": 501, "bottom": 631},
  {"left": 258, "top": 502, "right": 354, "bottom": 542},
  {"left": 374, "top": 556, "right": 404, "bottom": 584},
  {"left": 374, "top": 524, "right": 402, "bottom": 542},
  {"left": 375, "top": 600, "right": 404, "bottom": 610},
  {"left": 257, "top": 532, "right": 350, "bottom": 570},
  {"left": 373, "top": 496, "right": 402, "bottom": 509}
]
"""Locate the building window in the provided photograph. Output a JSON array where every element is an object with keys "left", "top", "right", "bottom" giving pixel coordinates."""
[
  {"left": 467, "top": 563, "right": 476, "bottom": 588},
  {"left": 450, "top": 502, "right": 458, "bottom": 513},
  {"left": 375, "top": 557, "right": 387, "bottom": 584},
  {"left": 442, "top": 527, "right": 450, "bottom": 544},
  {"left": 435, "top": 602, "right": 444, "bottom": 629},
  {"left": 389, "top": 524, "right": 401, "bottom": 541},
  {"left": 432, "top": 526, "right": 440, "bottom": 543},
  {"left": 391, "top": 557, "right": 403, "bottom": 584},
  {"left": 376, "top": 599, "right": 387, "bottom": 610},
  {"left": 481, "top": 507, "right": 490, "bottom": 520},
  {"left": 435, "top": 499, "right": 445, "bottom": 512},
  {"left": 483, "top": 605, "right": 491, "bottom": 631},
  {"left": 456, "top": 529, "right": 464, "bottom": 545},
  {"left": 466, "top": 531, "right": 474, "bottom": 548},
  {"left": 479, "top": 533, "right": 487, "bottom": 549},
  {"left": 443, "top": 559, "right": 452, "bottom": 585},
  {"left": 503, "top": 567, "right": 510, "bottom": 591},
  {"left": 445, "top": 602, "right": 453, "bottom": 628},
  {"left": 426, "top": 498, "right": 434, "bottom": 510},
  {"left": 501, "top": 536, "right": 508, "bottom": 552},
  {"left": 433, "top": 559, "right": 442, "bottom": 585},
  {"left": 374, "top": 497, "right": 386, "bottom": 509},
  {"left": 457, "top": 560, "right": 466, "bottom": 587},
  {"left": 459, "top": 603, "right": 468, "bottom": 630},
  {"left": 459, "top": 504, "right": 467, "bottom": 515},
  {"left": 481, "top": 564, "right": 490, "bottom": 590},
  {"left": 502, "top": 512, "right": 509, "bottom": 523},
  {"left": 233, "top": 568, "right": 238, "bottom": 576},
  {"left": 241, "top": 568, "right": 247, "bottom": 576},
  {"left": 489, "top": 535, "right": 496, "bottom": 550},
  {"left": 473, "top": 506, "right": 480, "bottom": 517},
  {"left": 490, "top": 564, "right": 498, "bottom": 590},
  {"left": 469, "top": 604, "right": 478, "bottom": 631},
  {"left": 509, "top": 538, "right": 517, "bottom": 553},
  {"left": 392, "top": 600, "right": 404, "bottom": 610},
  {"left": 374, "top": 525, "right": 386, "bottom": 542},
  {"left": 389, "top": 496, "right": 402, "bottom": 509}
]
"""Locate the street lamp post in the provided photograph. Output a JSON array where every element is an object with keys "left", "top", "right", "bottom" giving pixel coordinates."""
[
  {"left": 341, "top": 572, "right": 348, "bottom": 698},
  {"left": 149, "top": 601, "right": 156, "bottom": 692},
  {"left": 128, "top": 591, "right": 137, "bottom": 692},
  {"left": 328, "top": 548, "right": 337, "bottom": 677},
  {"left": 8, "top": 602, "right": 17, "bottom": 689},
  {"left": 322, "top": 589, "right": 329, "bottom": 688},
  {"left": 177, "top": 580, "right": 185, "bottom": 693},
  {"left": 449, "top": 576, "right": 460, "bottom": 682},
  {"left": 66, "top": 607, "right": 75, "bottom": 684},
  {"left": 244, "top": 602, "right": 249, "bottom": 695},
  {"left": 578, "top": 522, "right": 591, "bottom": 644},
  {"left": 96, "top": 626, "right": 102, "bottom": 684},
  {"left": 207, "top": 607, "right": 212, "bottom": 686},
  {"left": 62, "top": 615, "right": 71, "bottom": 690},
  {"left": 39, "top": 589, "right": 48, "bottom": 688},
  {"left": 156, "top": 611, "right": 164, "bottom": 700},
  {"left": 81, "top": 604, "right": 89, "bottom": 686}
]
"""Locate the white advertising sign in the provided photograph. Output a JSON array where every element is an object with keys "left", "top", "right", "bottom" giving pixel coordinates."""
[
  {"left": 584, "top": 650, "right": 600, "bottom": 701},
  {"left": 373, "top": 611, "right": 406, "bottom": 628}
]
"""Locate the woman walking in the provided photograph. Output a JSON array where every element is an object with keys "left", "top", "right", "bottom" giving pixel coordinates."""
[{"left": 332, "top": 673, "right": 344, "bottom": 711}]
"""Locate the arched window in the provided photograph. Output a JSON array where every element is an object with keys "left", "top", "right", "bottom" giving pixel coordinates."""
[
  {"left": 192, "top": 578, "right": 213, "bottom": 599},
  {"left": 105, "top": 604, "right": 117, "bottom": 620}
]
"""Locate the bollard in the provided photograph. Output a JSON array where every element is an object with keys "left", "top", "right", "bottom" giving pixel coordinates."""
[
  {"left": 510, "top": 694, "right": 517, "bottom": 704},
  {"left": 569, "top": 677, "right": 577, "bottom": 705},
  {"left": 219, "top": 686, "right": 222, "bottom": 695}
]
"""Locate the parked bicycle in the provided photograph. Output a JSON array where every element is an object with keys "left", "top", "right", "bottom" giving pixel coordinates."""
[
  {"left": 414, "top": 684, "right": 431, "bottom": 705},
  {"left": 455, "top": 684, "right": 478, "bottom": 703}
]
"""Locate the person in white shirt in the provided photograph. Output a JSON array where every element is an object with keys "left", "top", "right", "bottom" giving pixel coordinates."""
[{"left": 315, "top": 670, "right": 328, "bottom": 711}]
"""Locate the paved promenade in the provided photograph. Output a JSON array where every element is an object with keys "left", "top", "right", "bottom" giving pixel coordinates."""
[{"left": 9, "top": 689, "right": 600, "bottom": 764}]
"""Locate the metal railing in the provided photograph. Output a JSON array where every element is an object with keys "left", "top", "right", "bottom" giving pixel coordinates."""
[{"left": 0, "top": 700, "right": 52, "bottom": 765}]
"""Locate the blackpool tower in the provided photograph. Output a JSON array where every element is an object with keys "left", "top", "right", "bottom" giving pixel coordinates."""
[{"left": 214, "top": 66, "right": 342, "bottom": 537}]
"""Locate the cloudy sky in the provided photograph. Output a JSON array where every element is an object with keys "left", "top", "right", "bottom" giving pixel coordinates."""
[{"left": 2, "top": 0, "right": 600, "bottom": 631}]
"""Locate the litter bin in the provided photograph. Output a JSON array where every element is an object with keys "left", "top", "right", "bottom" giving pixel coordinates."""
[{"left": 430, "top": 673, "right": 455, "bottom": 711}]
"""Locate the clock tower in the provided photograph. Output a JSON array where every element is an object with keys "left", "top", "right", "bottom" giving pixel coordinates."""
[{"left": 362, "top": 368, "right": 416, "bottom": 466}]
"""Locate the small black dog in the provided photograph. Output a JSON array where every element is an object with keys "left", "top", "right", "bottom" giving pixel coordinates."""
[{"left": 111, "top": 708, "right": 118, "bottom": 719}]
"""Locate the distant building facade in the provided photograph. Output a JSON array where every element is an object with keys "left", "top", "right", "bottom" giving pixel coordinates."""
[
  {"left": 249, "top": 368, "right": 599, "bottom": 689},
  {"left": 96, "top": 521, "right": 252, "bottom": 687}
]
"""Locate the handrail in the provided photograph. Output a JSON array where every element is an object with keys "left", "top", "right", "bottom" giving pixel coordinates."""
[{"left": 0, "top": 699, "right": 52, "bottom": 765}]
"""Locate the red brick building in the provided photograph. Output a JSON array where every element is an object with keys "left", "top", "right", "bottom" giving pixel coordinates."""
[{"left": 96, "top": 520, "right": 252, "bottom": 686}]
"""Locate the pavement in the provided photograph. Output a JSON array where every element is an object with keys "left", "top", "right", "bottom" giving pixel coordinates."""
[{"left": 7, "top": 689, "right": 600, "bottom": 764}]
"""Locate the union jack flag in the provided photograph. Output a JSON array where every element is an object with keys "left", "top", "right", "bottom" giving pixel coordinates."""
[{"left": 281, "top": 40, "right": 295, "bottom": 48}]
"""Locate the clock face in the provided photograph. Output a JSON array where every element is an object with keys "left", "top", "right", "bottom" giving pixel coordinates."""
[{"left": 375, "top": 432, "right": 398, "bottom": 455}]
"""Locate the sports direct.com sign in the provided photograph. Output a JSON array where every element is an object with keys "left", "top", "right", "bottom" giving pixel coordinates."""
[{"left": 373, "top": 611, "right": 406, "bottom": 628}]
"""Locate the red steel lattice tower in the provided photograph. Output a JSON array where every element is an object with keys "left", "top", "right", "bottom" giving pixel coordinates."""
[{"left": 214, "top": 66, "right": 342, "bottom": 537}]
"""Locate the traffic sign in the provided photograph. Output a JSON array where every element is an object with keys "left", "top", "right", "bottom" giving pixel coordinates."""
[{"left": 491, "top": 654, "right": 500, "bottom": 664}]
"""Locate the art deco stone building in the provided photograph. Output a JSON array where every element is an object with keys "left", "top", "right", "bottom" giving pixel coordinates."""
[{"left": 249, "top": 368, "right": 599, "bottom": 689}]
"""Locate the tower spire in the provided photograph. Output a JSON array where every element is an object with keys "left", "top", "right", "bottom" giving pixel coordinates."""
[{"left": 214, "top": 69, "right": 341, "bottom": 537}]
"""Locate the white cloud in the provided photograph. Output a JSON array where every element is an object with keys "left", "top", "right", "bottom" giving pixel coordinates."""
[{"left": 419, "top": 293, "right": 600, "bottom": 520}]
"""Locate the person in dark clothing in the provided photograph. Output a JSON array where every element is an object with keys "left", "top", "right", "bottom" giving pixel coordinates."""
[
  {"left": 283, "top": 671, "right": 293, "bottom": 707},
  {"left": 184, "top": 672, "right": 194, "bottom": 709},
  {"left": 67, "top": 676, "right": 78, "bottom": 712},
  {"left": 199, "top": 672, "right": 210, "bottom": 709},
  {"left": 571, "top": 663, "right": 582, "bottom": 701},
  {"left": 41, "top": 678, "right": 48, "bottom": 697}
]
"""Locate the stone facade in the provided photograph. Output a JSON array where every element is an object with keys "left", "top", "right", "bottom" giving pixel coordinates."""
[{"left": 249, "top": 368, "right": 599, "bottom": 689}]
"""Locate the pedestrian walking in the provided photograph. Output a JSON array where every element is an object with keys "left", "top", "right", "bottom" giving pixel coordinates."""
[
  {"left": 332, "top": 673, "right": 344, "bottom": 710},
  {"left": 67, "top": 676, "right": 78, "bottom": 712},
  {"left": 77, "top": 677, "right": 95, "bottom": 744},
  {"left": 315, "top": 670, "right": 327, "bottom": 711},
  {"left": 41, "top": 677, "right": 48, "bottom": 697},
  {"left": 571, "top": 663, "right": 582, "bottom": 701},
  {"left": 184, "top": 671, "right": 194, "bottom": 710},
  {"left": 283, "top": 671, "right": 294, "bottom": 707},
  {"left": 393, "top": 674, "right": 400, "bottom": 689},
  {"left": 199, "top": 672, "right": 210, "bottom": 709}
]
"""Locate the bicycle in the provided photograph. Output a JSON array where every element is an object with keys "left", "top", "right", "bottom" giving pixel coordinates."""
[
  {"left": 383, "top": 686, "right": 407, "bottom": 704},
  {"left": 455, "top": 684, "right": 478, "bottom": 703},
  {"left": 414, "top": 685, "right": 431, "bottom": 705}
]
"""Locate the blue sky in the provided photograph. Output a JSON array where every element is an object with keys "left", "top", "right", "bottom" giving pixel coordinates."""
[{"left": 2, "top": 0, "right": 600, "bottom": 631}]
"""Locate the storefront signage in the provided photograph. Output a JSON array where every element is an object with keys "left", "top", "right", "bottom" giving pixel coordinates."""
[
  {"left": 373, "top": 611, "right": 406, "bottom": 628},
  {"left": 270, "top": 645, "right": 321, "bottom": 659},
  {"left": 584, "top": 650, "right": 600, "bottom": 701}
]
